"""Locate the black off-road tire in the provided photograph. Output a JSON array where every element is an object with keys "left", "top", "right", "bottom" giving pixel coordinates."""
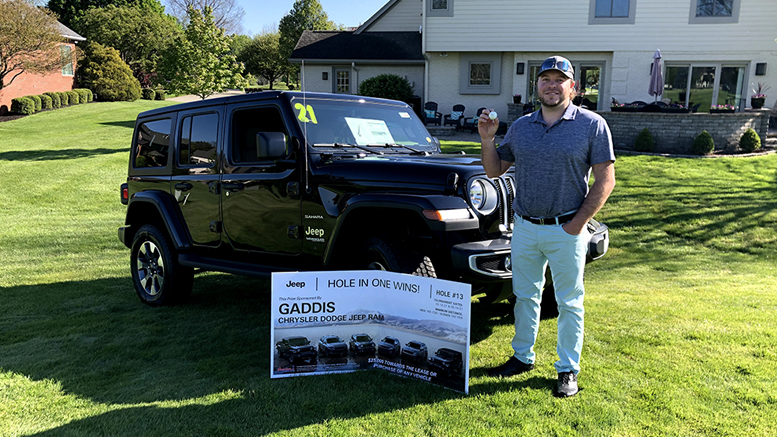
[
  {"left": 363, "top": 237, "right": 436, "bottom": 277},
  {"left": 130, "top": 224, "right": 193, "bottom": 306}
]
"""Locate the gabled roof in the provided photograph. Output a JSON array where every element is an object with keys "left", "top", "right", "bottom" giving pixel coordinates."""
[
  {"left": 57, "top": 22, "right": 86, "bottom": 42},
  {"left": 289, "top": 30, "right": 423, "bottom": 64},
  {"left": 354, "top": 0, "right": 400, "bottom": 34}
]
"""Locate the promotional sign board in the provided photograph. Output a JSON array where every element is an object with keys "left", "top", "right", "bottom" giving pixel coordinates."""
[{"left": 271, "top": 270, "right": 471, "bottom": 393}]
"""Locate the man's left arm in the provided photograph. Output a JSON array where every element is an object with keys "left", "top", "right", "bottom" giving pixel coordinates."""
[{"left": 562, "top": 160, "right": 616, "bottom": 235}]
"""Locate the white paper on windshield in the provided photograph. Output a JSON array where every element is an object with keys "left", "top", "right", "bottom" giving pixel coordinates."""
[{"left": 345, "top": 117, "right": 395, "bottom": 146}]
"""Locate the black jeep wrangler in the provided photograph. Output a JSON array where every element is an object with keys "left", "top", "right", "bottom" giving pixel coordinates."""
[{"left": 118, "top": 91, "right": 609, "bottom": 306}]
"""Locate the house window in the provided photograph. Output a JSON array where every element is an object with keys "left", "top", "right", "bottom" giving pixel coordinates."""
[
  {"left": 663, "top": 63, "right": 747, "bottom": 112},
  {"left": 689, "top": 0, "right": 739, "bottom": 23},
  {"left": 428, "top": 0, "right": 453, "bottom": 17},
  {"left": 459, "top": 54, "right": 501, "bottom": 95},
  {"left": 335, "top": 69, "right": 350, "bottom": 93},
  {"left": 696, "top": 0, "right": 732, "bottom": 17},
  {"left": 470, "top": 63, "right": 491, "bottom": 86},
  {"left": 589, "top": 0, "right": 636, "bottom": 24},
  {"left": 60, "top": 45, "right": 74, "bottom": 76}
]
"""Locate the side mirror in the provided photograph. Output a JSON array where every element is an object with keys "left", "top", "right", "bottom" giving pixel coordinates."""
[{"left": 256, "top": 132, "right": 287, "bottom": 159}]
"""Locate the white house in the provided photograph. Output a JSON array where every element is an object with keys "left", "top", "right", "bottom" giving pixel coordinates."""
[{"left": 291, "top": 0, "right": 777, "bottom": 120}]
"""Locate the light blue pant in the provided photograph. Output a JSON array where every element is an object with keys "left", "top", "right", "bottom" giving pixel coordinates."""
[{"left": 510, "top": 216, "right": 589, "bottom": 374}]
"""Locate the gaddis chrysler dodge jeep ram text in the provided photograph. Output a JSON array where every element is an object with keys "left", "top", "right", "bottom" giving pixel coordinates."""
[{"left": 118, "top": 92, "right": 609, "bottom": 307}]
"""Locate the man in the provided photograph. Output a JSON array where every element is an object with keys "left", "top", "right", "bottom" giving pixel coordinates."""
[{"left": 478, "top": 56, "right": 616, "bottom": 397}]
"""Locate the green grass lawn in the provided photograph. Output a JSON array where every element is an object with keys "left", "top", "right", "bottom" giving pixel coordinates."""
[{"left": 1, "top": 103, "right": 776, "bottom": 436}]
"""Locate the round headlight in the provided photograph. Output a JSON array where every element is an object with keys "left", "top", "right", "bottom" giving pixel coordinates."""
[
  {"left": 470, "top": 180, "right": 485, "bottom": 209},
  {"left": 468, "top": 177, "right": 499, "bottom": 215}
]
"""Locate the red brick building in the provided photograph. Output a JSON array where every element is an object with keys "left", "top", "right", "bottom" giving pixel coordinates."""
[{"left": 0, "top": 23, "right": 85, "bottom": 115}]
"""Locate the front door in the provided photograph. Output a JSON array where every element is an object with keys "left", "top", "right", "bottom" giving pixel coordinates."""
[{"left": 221, "top": 103, "right": 302, "bottom": 255}]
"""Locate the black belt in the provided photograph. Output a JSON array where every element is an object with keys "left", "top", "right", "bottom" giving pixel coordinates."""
[{"left": 518, "top": 212, "right": 576, "bottom": 226}]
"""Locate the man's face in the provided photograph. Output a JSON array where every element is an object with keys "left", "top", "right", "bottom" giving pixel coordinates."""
[{"left": 537, "top": 70, "right": 575, "bottom": 108}]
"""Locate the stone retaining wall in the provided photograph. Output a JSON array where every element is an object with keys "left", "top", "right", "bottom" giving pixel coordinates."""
[{"left": 505, "top": 104, "right": 770, "bottom": 155}]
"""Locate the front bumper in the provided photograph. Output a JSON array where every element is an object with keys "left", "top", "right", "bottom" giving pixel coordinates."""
[{"left": 450, "top": 236, "right": 512, "bottom": 280}]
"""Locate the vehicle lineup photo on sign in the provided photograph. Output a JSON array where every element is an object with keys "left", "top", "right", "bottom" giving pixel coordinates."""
[{"left": 271, "top": 270, "right": 472, "bottom": 394}]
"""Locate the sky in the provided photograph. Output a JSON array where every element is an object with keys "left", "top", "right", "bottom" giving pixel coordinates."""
[{"left": 238, "top": 0, "right": 389, "bottom": 36}]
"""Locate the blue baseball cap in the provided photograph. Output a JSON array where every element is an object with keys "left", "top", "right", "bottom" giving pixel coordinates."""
[{"left": 538, "top": 56, "right": 574, "bottom": 79}]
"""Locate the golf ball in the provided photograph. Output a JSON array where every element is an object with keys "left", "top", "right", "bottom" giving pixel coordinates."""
[{"left": 489, "top": 111, "right": 498, "bottom": 120}]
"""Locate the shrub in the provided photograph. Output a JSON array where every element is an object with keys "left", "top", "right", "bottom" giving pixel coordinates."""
[
  {"left": 66, "top": 90, "right": 79, "bottom": 105},
  {"left": 11, "top": 97, "right": 35, "bottom": 115},
  {"left": 58, "top": 91, "right": 69, "bottom": 106},
  {"left": 76, "top": 88, "right": 94, "bottom": 102},
  {"left": 25, "top": 95, "right": 42, "bottom": 112},
  {"left": 634, "top": 128, "right": 655, "bottom": 152},
  {"left": 74, "top": 89, "right": 90, "bottom": 103},
  {"left": 154, "top": 89, "right": 166, "bottom": 100},
  {"left": 44, "top": 92, "right": 61, "bottom": 109},
  {"left": 40, "top": 94, "right": 53, "bottom": 110},
  {"left": 142, "top": 88, "right": 156, "bottom": 100},
  {"left": 358, "top": 74, "right": 414, "bottom": 102},
  {"left": 79, "top": 41, "right": 141, "bottom": 102},
  {"left": 692, "top": 130, "right": 715, "bottom": 155},
  {"left": 740, "top": 128, "right": 761, "bottom": 153}
]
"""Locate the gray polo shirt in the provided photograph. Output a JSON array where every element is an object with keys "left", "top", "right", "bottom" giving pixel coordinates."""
[{"left": 496, "top": 104, "right": 615, "bottom": 218}]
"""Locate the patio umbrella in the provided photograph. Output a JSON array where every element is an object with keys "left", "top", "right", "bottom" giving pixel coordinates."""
[{"left": 648, "top": 49, "right": 664, "bottom": 103}]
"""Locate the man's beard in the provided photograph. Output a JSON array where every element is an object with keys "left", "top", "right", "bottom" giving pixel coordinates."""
[{"left": 539, "top": 92, "right": 568, "bottom": 108}]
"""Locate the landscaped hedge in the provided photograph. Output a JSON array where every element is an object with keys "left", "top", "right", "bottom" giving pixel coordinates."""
[
  {"left": 40, "top": 94, "right": 53, "bottom": 110},
  {"left": 44, "top": 92, "right": 61, "bottom": 109},
  {"left": 154, "top": 89, "right": 166, "bottom": 100},
  {"left": 26, "top": 95, "right": 42, "bottom": 112},
  {"left": 11, "top": 97, "right": 35, "bottom": 115},
  {"left": 66, "top": 90, "right": 80, "bottom": 105},
  {"left": 142, "top": 88, "right": 156, "bottom": 100},
  {"left": 9, "top": 88, "right": 95, "bottom": 115}
]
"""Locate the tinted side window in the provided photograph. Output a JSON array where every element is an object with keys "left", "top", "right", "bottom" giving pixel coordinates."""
[
  {"left": 231, "top": 107, "right": 288, "bottom": 163},
  {"left": 134, "top": 119, "right": 171, "bottom": 168},
  {"left": 179, "top": 113, "right": 218, "bottom": 167}
]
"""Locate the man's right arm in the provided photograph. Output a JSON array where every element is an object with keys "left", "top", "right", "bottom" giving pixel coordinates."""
[{"left": 478, "top": 109, "right": 512, "bottom": 178}]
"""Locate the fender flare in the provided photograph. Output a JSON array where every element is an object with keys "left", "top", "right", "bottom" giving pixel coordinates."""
[{"left": 121, "top": 190, "right": 191, "bottom": 250}]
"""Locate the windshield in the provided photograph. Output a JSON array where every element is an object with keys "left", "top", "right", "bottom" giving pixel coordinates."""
[
  {"left": 288, "top": 337, "right": 309, "bottom": 347},
  {"left": 290, "top": 97, "right": 437, "bottom": 152},
  {"left": 354, "top": 334, "right": 372, "bottom": 342},
  {"left": 326, "top": 336, "right": 343, "bottom": 344},
  {"left": 436, "top": 349, "right": 455, "bottom": 359}
]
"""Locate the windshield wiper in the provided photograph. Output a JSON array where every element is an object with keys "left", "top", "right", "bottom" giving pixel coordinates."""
[
  {"left": 366, "top": 143, "right": 429, "bottom": 155},
  {"left": 312, "top": 143, "right": 383, "bottom": 155}
]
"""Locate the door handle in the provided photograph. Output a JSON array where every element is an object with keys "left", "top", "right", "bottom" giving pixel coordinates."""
[
  {"left": 222, "top": 182, "right": 243, "bottom": 191},
  {"left": 174, "top": 182, "right": 193, "bottom": 191}
]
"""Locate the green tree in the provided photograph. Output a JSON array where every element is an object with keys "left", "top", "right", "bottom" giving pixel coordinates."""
[
  {"left": 238, "top": 31, "right": 286, "bottom": 89},
  {"left": 161, "top": 6, "right": 247, "bottom": 99},
  {"left": 46, "top": 0, "right": 164, "bottom": 29},
  {"left": 278, "top": 0, "right": 339, "bottom": 84},
  {"left": 79, "top": 41, "right": 141, "bottom": 101},
  {"left": 0, "top": 0, "right": 70, "bottom": 92},
  {"left": 164, "top": 0, "right": 245, "bottom": 35},
  {"left": 73, "top": 4, "right": 181, "bottom": 86}
]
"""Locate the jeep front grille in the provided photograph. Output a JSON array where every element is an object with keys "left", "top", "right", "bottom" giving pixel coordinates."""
[{"left": 493, "top": 175, "right": 515, "bottom": 228}]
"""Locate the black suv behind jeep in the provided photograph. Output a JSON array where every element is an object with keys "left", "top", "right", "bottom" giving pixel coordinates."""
[{"left": 119, "top": 91, "right": 609, "bottom": 306}]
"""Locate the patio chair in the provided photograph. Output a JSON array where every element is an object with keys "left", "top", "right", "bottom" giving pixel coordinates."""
[
  {"left": 462, "top": 107, "right": 487, "bottom": 133},
  {"left": 443, "top": 104, "right": 466, "bottom": 129},
  {"left": 423, "top": 102, "right": 442, "bottom": 126}
]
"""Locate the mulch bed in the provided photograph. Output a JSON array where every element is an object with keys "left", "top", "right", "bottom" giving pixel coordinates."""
[{"left": 0, "top": 114, "right": 26, "bottom": 123}]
